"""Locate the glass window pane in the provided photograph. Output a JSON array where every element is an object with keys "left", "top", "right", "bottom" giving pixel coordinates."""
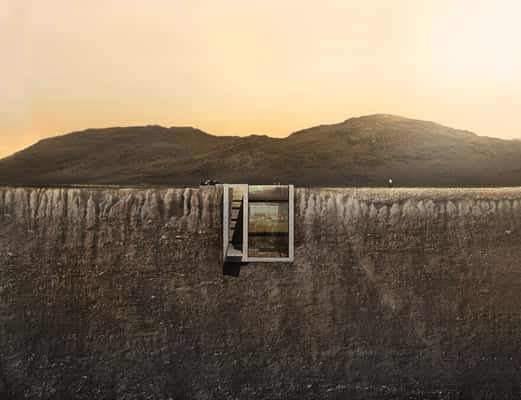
[
  {"left": 249, "top": 185, "right": 289, "bottom": 201},
  {"left": 248, "top": 200, "right": 289, "bottom": 258}
]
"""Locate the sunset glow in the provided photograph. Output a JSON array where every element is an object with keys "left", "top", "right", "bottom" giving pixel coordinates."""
[{"left": 2, "top": 0, "right": 521, "bottom": 158}]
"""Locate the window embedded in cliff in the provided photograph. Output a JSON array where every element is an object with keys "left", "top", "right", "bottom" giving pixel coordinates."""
[{"left": 223, "top": 184, "right": 294, "bottom": 263}]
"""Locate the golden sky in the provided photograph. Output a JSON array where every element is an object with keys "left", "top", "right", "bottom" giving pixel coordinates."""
[{"left": 2, "top": 0, "right": 521, "bottom": 158}]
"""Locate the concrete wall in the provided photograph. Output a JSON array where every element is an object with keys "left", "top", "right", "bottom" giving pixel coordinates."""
[{"left": 1, "top": 186, "right": 521, "bottom": 399}]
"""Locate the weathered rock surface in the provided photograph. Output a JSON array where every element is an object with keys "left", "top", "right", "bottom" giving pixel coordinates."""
[{"left": 1, "top": 186, "right": 521, "bottom": 399}]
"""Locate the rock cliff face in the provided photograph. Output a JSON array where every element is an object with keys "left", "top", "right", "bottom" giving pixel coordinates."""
[{"left": 1, "top": 186, "right": 521, "bottom": 399}]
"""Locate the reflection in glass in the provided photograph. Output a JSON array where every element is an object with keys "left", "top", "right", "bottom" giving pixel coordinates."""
[
  {"left": 249, "top": 185, "right": 289, "bottom": 201},
  {"left": 248, "top": 186, "right": 289, "bottom": 258}
]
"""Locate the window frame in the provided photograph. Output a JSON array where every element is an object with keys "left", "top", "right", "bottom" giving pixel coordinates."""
[{"left": 223, "top": 184, "right": 294, "bottom": 263}]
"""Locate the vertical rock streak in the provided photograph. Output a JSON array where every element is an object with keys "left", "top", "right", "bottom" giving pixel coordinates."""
[{"left": 1, "top": 186, "right": 521, "bottom": 399}]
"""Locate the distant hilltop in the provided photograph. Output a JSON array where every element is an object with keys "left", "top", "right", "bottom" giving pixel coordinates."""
[{"left": 2, "top": 114, "right": 521, "bottom": 187}]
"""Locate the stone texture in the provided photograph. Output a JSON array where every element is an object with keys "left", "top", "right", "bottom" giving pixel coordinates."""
[{"left": 1, "top": 186, "right": 521, "bottom": 399}]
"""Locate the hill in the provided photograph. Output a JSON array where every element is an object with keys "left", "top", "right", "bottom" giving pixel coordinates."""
[{"left": 2, "top": 114, "right": 521, "bottom": 186}]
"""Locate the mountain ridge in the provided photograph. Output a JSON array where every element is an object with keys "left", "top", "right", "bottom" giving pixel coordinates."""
[{"left": 2, "top": 114, "right": 521, "bottom": 187}]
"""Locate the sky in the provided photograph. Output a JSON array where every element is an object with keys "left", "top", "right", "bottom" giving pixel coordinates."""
[{"left": 2, "top": 0, "right": 521, "bottom": 158}]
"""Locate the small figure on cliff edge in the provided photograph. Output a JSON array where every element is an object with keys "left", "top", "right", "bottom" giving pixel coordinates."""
[{"left": 388, "top": 177, "right": 393, "bottom": 188}]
